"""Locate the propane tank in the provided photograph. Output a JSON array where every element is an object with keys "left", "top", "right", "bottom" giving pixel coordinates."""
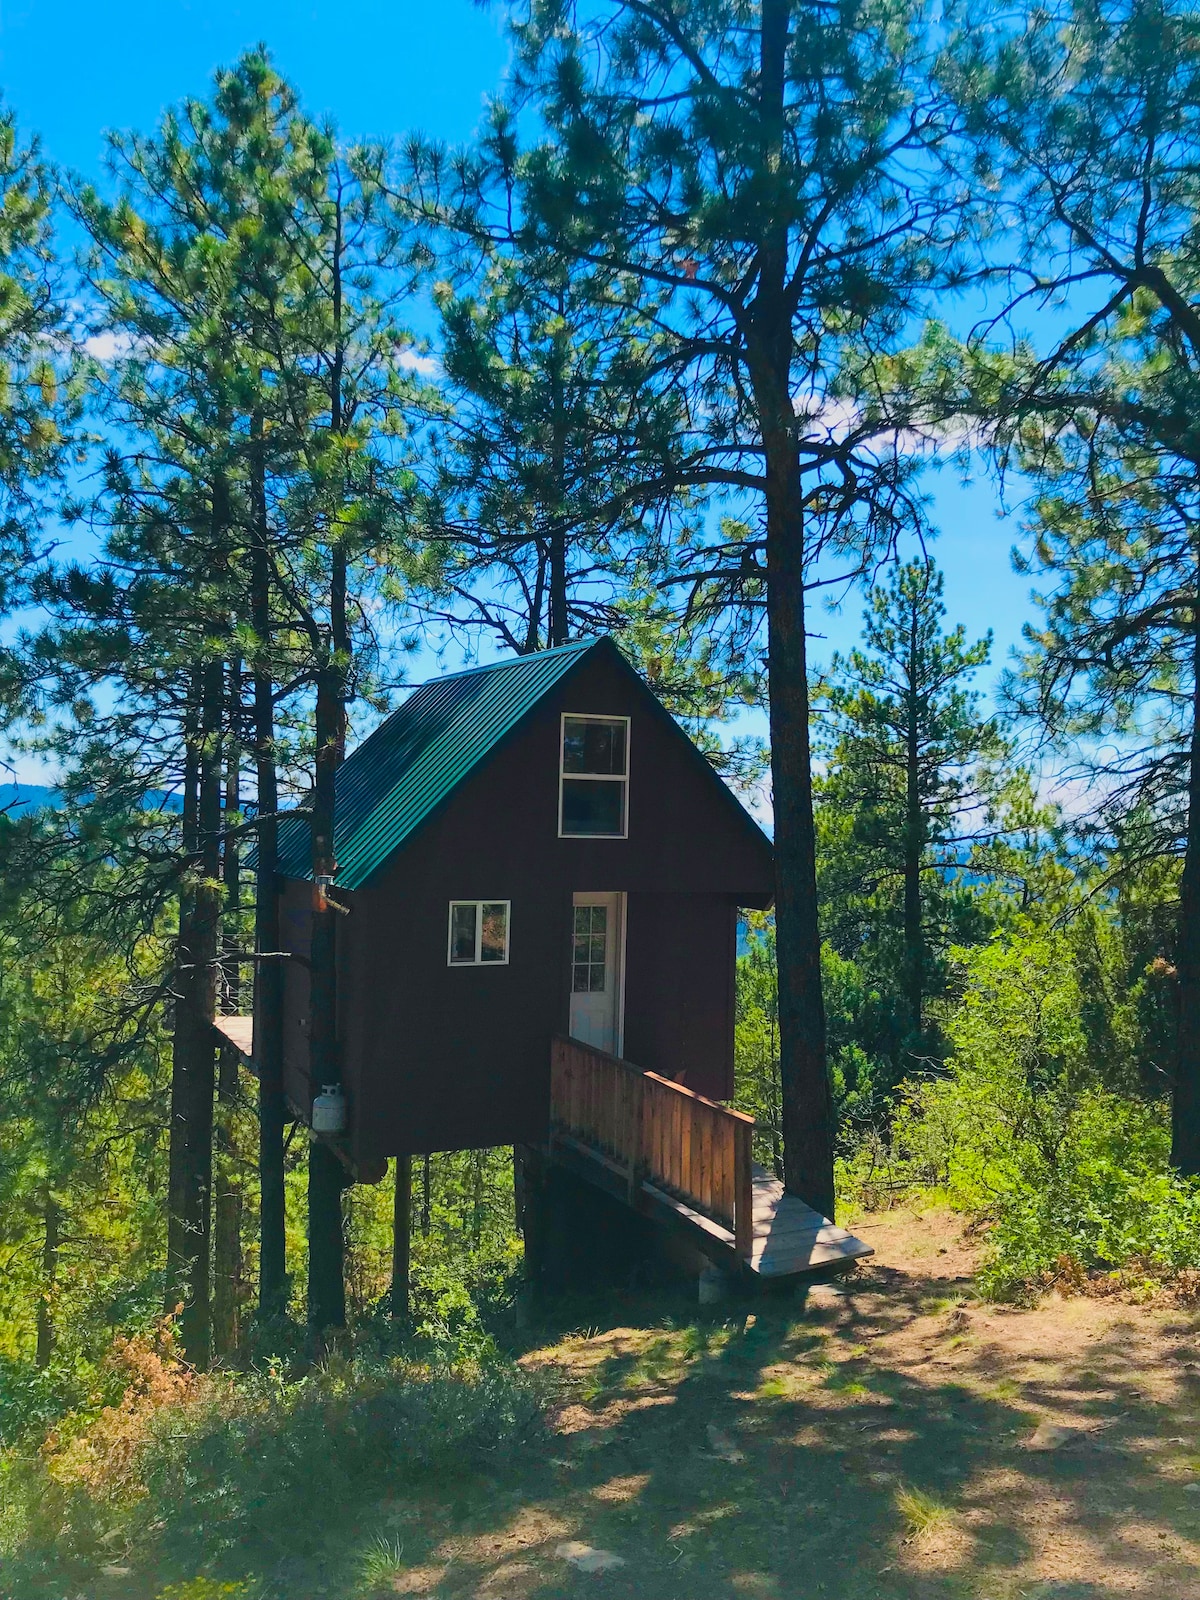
[{"left": 311, "top": 1084, "right": 346, "bottom": 1136}]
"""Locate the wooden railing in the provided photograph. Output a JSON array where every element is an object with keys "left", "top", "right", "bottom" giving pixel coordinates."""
[{"left": 549, "top": 1035, "right": 755, "bottom": 1258}]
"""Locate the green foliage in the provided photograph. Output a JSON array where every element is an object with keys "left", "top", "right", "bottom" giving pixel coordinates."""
[
  {"left": 0, "top": 1337, "right": 546, "bottom": 1596},
  {"left": 735, "top": 918, "right": 891, "bottom": 1152},
  {"left": 840, "top": 928, "right": 1200, "bottom": 1299},
  {"left": 816, "top": 559, "right": 1012, "bottom": 1088},
  {"left": 0, "top": 821, "right": 169, "bottom": 1423}
]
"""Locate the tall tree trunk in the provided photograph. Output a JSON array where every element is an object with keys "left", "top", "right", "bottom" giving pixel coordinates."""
[
  {"left": 213, "top": 705, "right": 242, "bottom": 1358},
  {"left": 307, "top": 645, "right": 347, "bottom": 1332},
  {"left": 903, "top": 606, "right": 924, "bottom": 1045},
  {"left": 548, "top": 313, "right": 569, "bottom": 647},
  {"left": 755, "top": 0, "right": 834, "bottom": 1218},
  {"left": 35, "top": 1187, "right": 59, "bottom": 1370},
  {"left": 251, "top": 420, "right": 288, "bottom": 1319},
  {"left": 1174, "top": 583, "right": 1200, "bottom": 1175},
  {"left": 421, "top": 1152, "right": 431, "bottom": 1235},
  {"left": 391, "top": 1155, "right": 411, "bottom": 1318},
  {"left": 166, "top": 656, "right": 224, "bottom": 1366},
  {"left": 308, "top": 212, "right": 350, "bottom": 1335}
]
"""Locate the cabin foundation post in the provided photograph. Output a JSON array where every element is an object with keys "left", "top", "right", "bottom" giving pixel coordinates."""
[{"left": 391, "top": 1156, "right": 411, "bottom": 1319}]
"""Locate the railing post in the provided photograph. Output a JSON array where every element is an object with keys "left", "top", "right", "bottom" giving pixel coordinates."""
[
  {"left": 629, "top": 1066, "right": 644, "bottom": 1204},
  {"left": 734, "top": 1120, "right": 754, "bottom": 1259}
]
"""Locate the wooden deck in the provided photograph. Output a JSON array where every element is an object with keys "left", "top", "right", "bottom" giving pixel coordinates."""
[{"left": 549, "top": 1035, "right": 872, "bottom": 1280}]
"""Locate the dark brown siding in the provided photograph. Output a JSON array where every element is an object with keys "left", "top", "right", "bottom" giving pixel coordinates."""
[
  {"left": 623, "top": 894, "right": 737, "bottom": 1100},
  {"left": 284, "top": 646, "right": 772, "bottom": 1164}
]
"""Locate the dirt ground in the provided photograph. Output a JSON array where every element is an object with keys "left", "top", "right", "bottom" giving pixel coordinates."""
[{"left": 353, "top": 1207, "right": 1200, "bottom": 1600}]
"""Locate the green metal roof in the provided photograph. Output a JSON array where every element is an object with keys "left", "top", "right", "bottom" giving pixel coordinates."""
[{"left": 275, "top": 637, "right": 598, "bottom": 890}]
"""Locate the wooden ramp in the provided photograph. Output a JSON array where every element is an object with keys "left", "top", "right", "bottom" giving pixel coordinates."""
[
  {"left": 549, "top": 1036, "right": 871, "bottom": 1282},
  {"left": 213, "top": 1014, "right": 254, "bottom": 1059},
  {"left": 746, "top": 1166, "right": 873, "bottom": 1277}
]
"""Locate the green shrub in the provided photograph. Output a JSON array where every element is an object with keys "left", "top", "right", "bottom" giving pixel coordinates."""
[
  {"left": 0, "top": 1342, "right": 548, "bottom": 1597},
  {"left": 839, "top": 930, "right": 1200, "bottom": 1300}
]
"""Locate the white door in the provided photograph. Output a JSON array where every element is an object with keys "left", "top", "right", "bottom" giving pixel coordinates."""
[{"left": 569, "top": 891, "right": 626, "bottom": 1056}]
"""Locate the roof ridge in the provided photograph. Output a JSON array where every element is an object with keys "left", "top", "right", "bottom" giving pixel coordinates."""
[{"left": 408, "top": 636, "right": 598, "bottom": 690}]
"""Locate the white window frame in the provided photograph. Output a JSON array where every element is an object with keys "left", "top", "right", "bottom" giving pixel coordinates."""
[
  {"left": 558, "top": 713, "right": 631, "bottom": 840},
  {"left": 446, "top": 899, "right": 511, "bottom": 967}
]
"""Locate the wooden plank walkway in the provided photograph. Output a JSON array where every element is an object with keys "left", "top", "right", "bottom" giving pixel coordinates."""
[
  {"left": 213, "top": 1014, "right": 254, "bottom": 1059},
  {"left": 746, "top": 1166, "right": 873, "bottom": 1277},
  {"left": 639, "top": 1164, "right": 872, "bottom": 1278}
]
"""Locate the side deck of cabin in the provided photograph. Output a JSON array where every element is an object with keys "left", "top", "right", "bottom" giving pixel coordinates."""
[{"left": 215, "top": 1016, "right": 871, "bottom": 1286}]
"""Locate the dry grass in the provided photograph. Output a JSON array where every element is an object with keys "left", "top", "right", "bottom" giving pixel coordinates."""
[
  {"left": 12, "top": 1205, "right": 1200, "bottom": 1600},
  {"left": 894, "top": 1484, "right": 955, "bottom": 1543}
]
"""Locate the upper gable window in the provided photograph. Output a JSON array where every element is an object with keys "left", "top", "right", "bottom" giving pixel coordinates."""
[{"left": 559, "top": 715, "right": 629, "bottom": 838}]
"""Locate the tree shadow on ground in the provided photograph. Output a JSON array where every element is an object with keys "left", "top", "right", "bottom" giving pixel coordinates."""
[{"left": 317, "top": 1242, "right": 1200, "bottom": 1600}]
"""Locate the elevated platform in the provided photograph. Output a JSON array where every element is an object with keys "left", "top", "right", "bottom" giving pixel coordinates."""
[
  {"left": 212, "top": 1019, "right": 872, "bottom": 1281},
  {"left": 549, "top": 1036, "right": 872, "bottom": 1282}
]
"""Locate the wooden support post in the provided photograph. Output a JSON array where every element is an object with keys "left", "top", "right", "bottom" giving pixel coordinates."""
[
  {"left": 629, "top": 1067, "right": 644, "bottom": 1205},
  {"left": 734, "top": 1120, "right": 754, "bottom": 1260},
  {"left": 391, "top": 1155, "right": 411, "bottom": 1319}
]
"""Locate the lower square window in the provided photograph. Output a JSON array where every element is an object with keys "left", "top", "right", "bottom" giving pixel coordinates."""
[{"left": 447, "top": 900, "right": 510, "bottom": 965}]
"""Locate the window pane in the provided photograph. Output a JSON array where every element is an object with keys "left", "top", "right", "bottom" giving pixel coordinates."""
[
  {"left": 574, "top": 906, "right": 590, "bottom": 936},
  {"left": 449, "top": 902, "right": 477, "bottom": 963},
  {"left": 562, "top": 777, "right": 625, "bottom": 836},
  {"left": 562, "top": 717, "right": 626, "bottom": 775},
  {"left": 573, "top": 963, "right": 591, "bottom": 993},
  {"left": 589, "top": 962, "right": 607, "bottom": 993},
  {"left": 480, "top": 903, "right": 508, "bottom": 962}
]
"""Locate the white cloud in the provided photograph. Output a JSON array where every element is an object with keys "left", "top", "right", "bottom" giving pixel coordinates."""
[
  {"left": 82, "top": 329, "right": 142, "bottom": 362},
  {"left": 397, "top": 347, "right": 440, "bottom": 377}
]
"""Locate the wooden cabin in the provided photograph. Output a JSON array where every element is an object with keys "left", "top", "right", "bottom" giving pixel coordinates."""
[
  {"left": 222, "top": 637, "right": 872, "bottom": 1282},
  {"left": 273, "top": 636, "right": 771, "bottom": 1155}
]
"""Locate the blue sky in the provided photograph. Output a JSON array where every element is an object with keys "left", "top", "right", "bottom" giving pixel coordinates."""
[{"left": 2, "top": 0, "right": 1035, "bottom": 780}]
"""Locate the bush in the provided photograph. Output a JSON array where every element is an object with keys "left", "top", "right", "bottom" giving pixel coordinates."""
[
  {"left": 0, "top": 1328, "right": 548, "bottom": 1597},
  {"left": 839, "top": 929, "right": 1200, "bottom": 1300}
]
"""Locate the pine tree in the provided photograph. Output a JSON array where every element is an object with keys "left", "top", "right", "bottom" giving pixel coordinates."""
[
  {"left": 0, "top": 102, "right": 80, "bottom": 721},
  {"left": 962, "top": 0, "right": 1200, "bottom": 1172},
  {"left": 818, "top": 560, "right": 1006, "bottom": 1079},
  {"left": 467, "top": 0, "right": 969, "bottom": 1214},
  {"left": 409, "top": 237, "right": 683, "bottom": 655}
]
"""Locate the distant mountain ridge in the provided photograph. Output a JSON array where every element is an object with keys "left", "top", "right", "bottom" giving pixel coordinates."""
[
  {"left": 0, "top": 783, "right": 184, "bottom": 817},
  {"left": 0, "top": 783, "right": 61, "bottom": 816}
]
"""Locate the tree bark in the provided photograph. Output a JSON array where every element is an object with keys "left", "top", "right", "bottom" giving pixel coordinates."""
[
  {"left": 35, "top": 1188, "right": 59, "bottom": 1370},
  {"left": 213, "top": 714, "right": 242, "bottom": 1359},
  {"left": 391, "top": 1155, "right": 411, "bottom": 1318},
  {"left": 212, "top": 1044, "right": 242, "bottom": 1358},
  {"left": 307, "top": 646, "right": 346, "bottom": 1332},
  {"left": 166, "top": 655, "right": 224, "bottom": 1366},
  {"left": 548, "top": 325, "right": 569, "bottom": 647},
  {"left": 754, "top": 0, "right": 835, "bottom": 1218},
  {"left": 1173, "top": 583, "right": 1200, "bottom": 1175},
  {"left": 307, "top": 213, "right": 350, "bottom": 1330},
  {"left": 251, "top": 417, "right": 288, "bottom": 1320},
  {"left": 903, "top": 604, "right": 924, "bottom": 1044}
]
